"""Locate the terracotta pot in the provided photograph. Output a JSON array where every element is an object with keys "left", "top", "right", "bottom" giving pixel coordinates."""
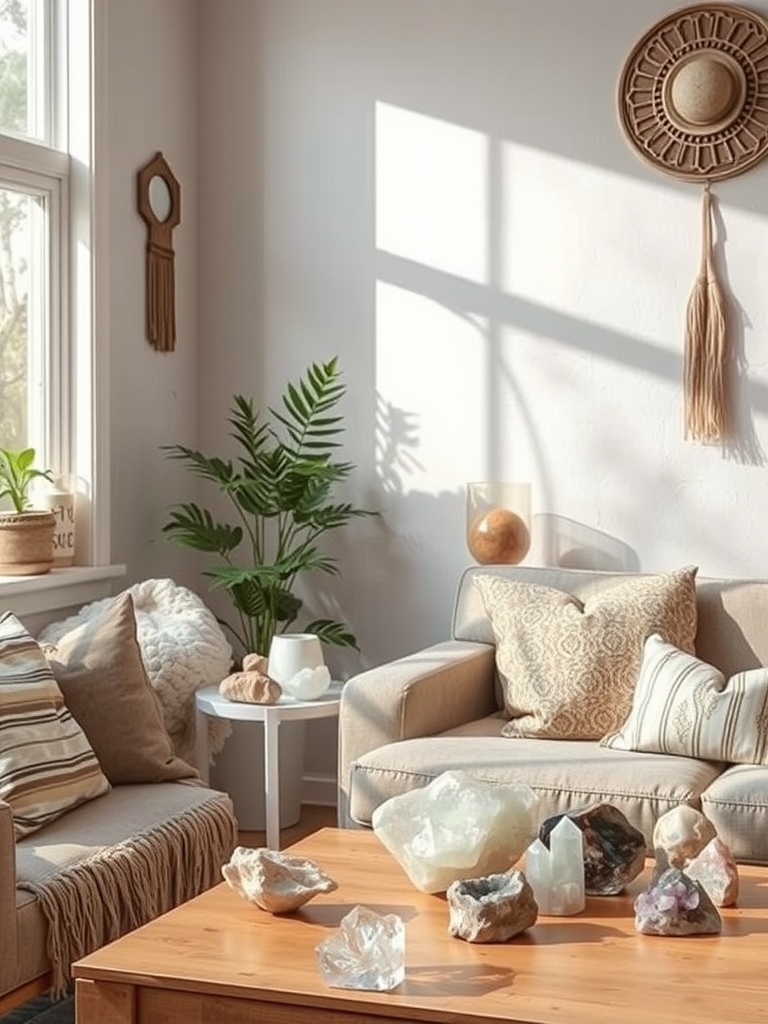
[{"left": 0, "top": 510, "right": 56, "bottom": 575}]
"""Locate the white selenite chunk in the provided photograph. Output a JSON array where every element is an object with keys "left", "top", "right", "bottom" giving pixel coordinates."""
[{"left": 372, "top": 769, "right": 538, "bottom": 894}]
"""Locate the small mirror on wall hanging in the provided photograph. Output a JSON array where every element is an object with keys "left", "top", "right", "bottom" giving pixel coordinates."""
[{"left": 137, "top": 151, "right": 181, "bottom": 352}]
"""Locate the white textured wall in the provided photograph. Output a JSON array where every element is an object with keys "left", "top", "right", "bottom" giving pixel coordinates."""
[
  {"left": 103, "top": 1, "right": 768, "bottom": 787},
  {"left": 198, "top": 0, "right": 768, "bottom": 690},
  {"left": 104, "top": 0, "right": 201, "bottom": 591}
]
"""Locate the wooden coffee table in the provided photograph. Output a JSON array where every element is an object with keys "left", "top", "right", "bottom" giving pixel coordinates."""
[{"left": 73, "top": 827, "right": 768, "bottom": 1023}]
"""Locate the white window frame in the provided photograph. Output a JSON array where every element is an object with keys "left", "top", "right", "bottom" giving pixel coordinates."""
[{"left": 0, "top": 0, "right": 125, "bottom": 614}]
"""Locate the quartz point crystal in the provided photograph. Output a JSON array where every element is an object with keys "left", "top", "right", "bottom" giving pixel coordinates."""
[
  {"left": 682, "top": 836, "right": 739, "bottom": 907},
  {"left": 316, "top": 905, "right": 405, "bottom": 991},
  {"left": 447, "top": 869, "right": 538, "bottom": 942},
  {"left": 371, "top": 769, "right": 538, "bottom": 894},
  {"left": 540, "top": 803, "right": 645, "bottom": 896},
  {"left": 634, "top": 867, "right": 722, "bottom": 936},
  {"left": 525, "top": 816, "right": 585, "bottom": 915}
]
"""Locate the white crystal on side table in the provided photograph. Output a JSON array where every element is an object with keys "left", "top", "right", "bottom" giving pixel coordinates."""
[
  {"left": 316, "top": 905, "right": 405, "bottom": 991},
  {"left": 372, "top": 769, "right": 538, "bottom": 894}
]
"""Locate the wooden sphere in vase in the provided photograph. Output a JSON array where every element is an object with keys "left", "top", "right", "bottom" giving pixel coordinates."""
[{"left": 468, "top": 507, "right": 530, "bottom": 564}]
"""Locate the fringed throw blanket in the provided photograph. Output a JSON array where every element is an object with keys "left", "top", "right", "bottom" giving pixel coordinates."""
[{"left": 18, "top": 795, "right": 237, "bottom": 996}]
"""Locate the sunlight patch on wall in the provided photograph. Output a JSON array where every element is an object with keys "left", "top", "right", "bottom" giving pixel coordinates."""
[
  {"left": 375, "top": 281, "right": 488, "bottom": 494},
  {"left": 376, "top": 102, "right": 488, "bottom": 284},
  {"left": 501, "top": 144, "right": 692, "bottom": 346}
]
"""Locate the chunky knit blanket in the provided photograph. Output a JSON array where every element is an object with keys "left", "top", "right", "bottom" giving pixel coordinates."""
[{"left": 39, "top": 578, "right": 234, "bottom": 759}]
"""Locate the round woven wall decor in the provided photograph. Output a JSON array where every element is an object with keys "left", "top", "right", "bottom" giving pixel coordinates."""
[{"left": 618, "top": 3, "right": 768, "bottom": 181}]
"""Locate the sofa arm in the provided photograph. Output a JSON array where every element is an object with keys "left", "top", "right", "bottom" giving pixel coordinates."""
[
  {"left": 337, "top": 640, "right": 497, "bottom": 826},
  {"left": 0, "top": 800, "right": 17, "bottom": 993}
]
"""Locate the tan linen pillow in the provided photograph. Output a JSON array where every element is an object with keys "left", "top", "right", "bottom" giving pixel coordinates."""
[
  {"left": 602, "top": 633, "right": 768, "bottom": 763},
  {"left": 474, "top": 567, "right": 698, "bottom": 740},
  {"left": 0, "top": 612, "right": 110, "bottom": 839},
  {"left": 43, "top": 592, "right": 199, "bottom": 785}
]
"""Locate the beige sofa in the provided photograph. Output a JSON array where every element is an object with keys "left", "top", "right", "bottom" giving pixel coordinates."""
[
  {"left": 339, "top": 565, "right": 768, "bottom": 864},
  {"left": 0, "top": 781, "right": 237, "bottom": 1012}
]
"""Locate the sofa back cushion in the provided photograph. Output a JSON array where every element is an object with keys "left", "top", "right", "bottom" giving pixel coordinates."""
[
  {"left": 42, "top": 592, "right": 200, "bottom": 786},
  {"left": 0, "top": 612, "right": 110, "bottom": 839},
  {"left": 454, "top": 566, "right": 768, "bottom": 679},
  {"left": 473, "top": 567, "right": 698, "bottom": 739}
]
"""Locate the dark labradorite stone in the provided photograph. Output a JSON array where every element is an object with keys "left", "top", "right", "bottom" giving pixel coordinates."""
[{"left": 539, "top": 802, "right": 646, "bottom": 895}]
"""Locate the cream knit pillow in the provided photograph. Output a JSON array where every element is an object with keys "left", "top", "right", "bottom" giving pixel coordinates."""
[
  {"left": 602, "top": 633, "right": 768, "bottom": 763},
  {"left": 474, "top": 567, "right": 698, "bottom": 740}
]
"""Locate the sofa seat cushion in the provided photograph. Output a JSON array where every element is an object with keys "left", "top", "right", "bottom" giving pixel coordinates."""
[
  {"left": 700, "top": 764, "right": 768, "bottom": 864},
  {"left": 14, "top": 782, "right": 237, "bottom": 993},
  {"left": 15, "top": 782, "right": 230, "bottom": 886},
  {"left": 348, "top": 714, "right": 724, "bottom": 846}
]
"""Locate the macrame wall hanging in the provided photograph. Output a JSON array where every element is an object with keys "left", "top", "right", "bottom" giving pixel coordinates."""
[
  {"left": 137, "top": 152, "right": 181, "bottom": 352},
  {"left": 618, "top": 3, "right": 768, "bottom": 444}
]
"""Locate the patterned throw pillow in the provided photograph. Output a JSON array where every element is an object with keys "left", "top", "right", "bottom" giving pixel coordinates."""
[
  {"left": 602, "top": 633, "right": 768, "bottom": 763},
  {"left": 473, "top": 567, "right": 698, "bottom": 740},
  {"left": 0, "top": 612, "right": 110, "bottom": 839}
]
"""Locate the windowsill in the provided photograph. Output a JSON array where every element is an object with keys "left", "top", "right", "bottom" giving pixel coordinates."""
[{"left": 0, "top": 564, "right": 127, "bottom": 617}]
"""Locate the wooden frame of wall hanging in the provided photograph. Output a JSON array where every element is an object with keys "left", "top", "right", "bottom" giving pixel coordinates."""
[{"left": 137, "top": 151, "right": 181, "bottom": 352}]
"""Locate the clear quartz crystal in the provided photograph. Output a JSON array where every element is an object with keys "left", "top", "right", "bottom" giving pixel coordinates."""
[
  {"left": 525, "top": 838, "right": 552, "bottom": 912},
  {"left": 315, "top": 905, "right": 405, "bottom": 991},
  {"left": 525, "top": 817, "right": 585, "bottom": 916}
]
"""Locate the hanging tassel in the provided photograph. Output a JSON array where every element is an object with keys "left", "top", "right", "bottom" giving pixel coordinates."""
[
  {"left": 146, "top": 240, "right": 176, "bottom": 352},
  {"left": 683, "top": 183, "right": 728, "bottom": 443}
]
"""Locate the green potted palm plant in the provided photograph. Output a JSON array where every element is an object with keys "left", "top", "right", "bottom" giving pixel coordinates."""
[
  {"left": 0, "top": 446, "right": 56, "bottom": 575},
  {"left": 161, "top": 357, "right": 375, "bottom": 659}
]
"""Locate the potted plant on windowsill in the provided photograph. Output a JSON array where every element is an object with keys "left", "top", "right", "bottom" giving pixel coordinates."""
[
  {"left": 161, "top": 357, "right": 376, "bottom": 662},
  {"left": 0, "top": 446, "right": 56, "bottom": 575}
]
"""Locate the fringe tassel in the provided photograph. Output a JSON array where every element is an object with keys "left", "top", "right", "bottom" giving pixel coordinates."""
[
  {"left": 146, "top": 241, "right": 176, "bottom": 352},
  {"left": 683, "top": 184, "right": 729, "bottom": 443},
  {"left": 20, "top": 795, "right": 237, "bottom": 996}
]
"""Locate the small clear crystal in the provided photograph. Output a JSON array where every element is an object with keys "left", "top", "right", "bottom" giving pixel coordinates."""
[{"left": 315, "top": 905, "right": 405, "bottom": 991}]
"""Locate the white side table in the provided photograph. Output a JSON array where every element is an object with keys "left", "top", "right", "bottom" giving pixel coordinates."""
[{"left": 195, "top": 682, "right": 343, "bottom": 850}]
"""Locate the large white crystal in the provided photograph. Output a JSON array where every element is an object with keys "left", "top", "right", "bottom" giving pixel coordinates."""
[
  {"left": 525, "top": 816, "right": 585, "bottom": 915},
  {"left": 316, "top": 905, "right": 405, "bottom": 991},
  {"left": 371, "top": 769, "right": 538, "bottom": 894}
]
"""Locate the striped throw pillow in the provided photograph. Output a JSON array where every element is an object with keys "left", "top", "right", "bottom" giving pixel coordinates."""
[
  {"left": 0, "top": 611, "right": 110, "bottom": 839},
  {"left": 602, "top": 633, "right": 768, "bottom": 764}
]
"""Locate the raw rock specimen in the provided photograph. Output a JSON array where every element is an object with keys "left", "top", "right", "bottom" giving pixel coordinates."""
[
  {"left": 683, "top": 837, "right": 739, "bottom": 907},
  {"left": 219, "top": 670, "right": 282, "bottom": 704},
  {"left": 221, "top": 846, "right": 337, "bottom": 913},
  {"left": 447, "top": 869, "right": 538, "bottom": 942},
  {"left": 652, "top": 805, "right": 717, "bottom": 870},
  {"left": 316, "top": 905, "right": 405, "bottom": 991},
  {"left": 242, "top": 653, "right": 269, "bottom": 673},
  {"left": 539, "top": 803, "right": 645, "bottom": 895},
  {"left": 634, "top": 867, "right": 722, "bottom": 935},
  {"left": 372, "top": 769, "right": 538, "bottom": 894},
  {"left": 525, "top": 815, "right": 585, "bottom": 915}
]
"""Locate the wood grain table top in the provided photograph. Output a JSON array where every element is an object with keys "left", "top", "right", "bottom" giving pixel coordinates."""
[{"left": 73, "top": 827, "right": 768, "bottom": 1024}]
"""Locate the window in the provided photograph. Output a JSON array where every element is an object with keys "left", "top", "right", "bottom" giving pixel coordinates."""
[
  {"left": 0, "top": 0, "right": 67, "bottom": 462},
  {"left": 0, "top": 0, "right": 120, "bottom": 605}
]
